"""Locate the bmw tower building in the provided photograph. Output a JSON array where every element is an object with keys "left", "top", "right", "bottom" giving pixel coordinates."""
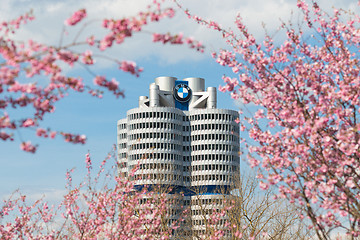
[{"left": 117, "top": 77, "right": 240, "bottom": 238}]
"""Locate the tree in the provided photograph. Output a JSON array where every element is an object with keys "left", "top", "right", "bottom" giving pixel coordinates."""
[
  {"left": 4, "top": 0, "right": 360, "bottom": 238},
  {"left": 0, "top": 1, "right": 204, "bottom": 153},
  {"left": 187, "top": 170, "right": 313, "bottom": 240},
  {"left": 177, "top": 0, "right": 360, "bottom": 238},
  {"left": 0, "top": 150, "right": 182, "bottom": 239},
  {"left": 226, "top": 171, "right": 313, "bottom": 239}
]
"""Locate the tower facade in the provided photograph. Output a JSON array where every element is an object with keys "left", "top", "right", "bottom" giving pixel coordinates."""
[{"left": 117, "top": 77, "right": 239, "bottom": 238}]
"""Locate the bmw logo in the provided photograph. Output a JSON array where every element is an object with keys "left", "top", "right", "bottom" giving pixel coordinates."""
[{"left": 173, "top": 84, "right": 192, "bottom": 102}]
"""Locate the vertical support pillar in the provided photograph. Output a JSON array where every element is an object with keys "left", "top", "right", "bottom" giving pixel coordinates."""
[
  {"left": 149, "top": 83, "right": 160, "bottom": 107},
  {"left": 207, "top": 87, "right": 217, "bottom": 109}
]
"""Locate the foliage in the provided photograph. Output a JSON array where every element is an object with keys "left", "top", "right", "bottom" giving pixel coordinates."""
[
  {"left": 3, "top": 0, "right": 360, "bottom": 239},
  {"left": 0, "top": 1, "right": 204, "bottom": 153},
  {"left": 0, "top": 150, "right": 179, "bottom": 239},
  {"left": 1, "top": 151, "right": 309, "bottom": 239},
  {"left": 179, "top": 0, "right": 360, "bottom": 238}
]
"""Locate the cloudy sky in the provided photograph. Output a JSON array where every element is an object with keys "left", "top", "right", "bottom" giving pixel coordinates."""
[{"left": 0, "top": 0, "right": 356, "bottom": 202}]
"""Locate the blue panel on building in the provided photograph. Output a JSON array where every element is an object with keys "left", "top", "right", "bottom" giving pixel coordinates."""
[
  {"left": 174, "top": 80, "right": 190, "bottom": 110},
  {"left": 134, "top": 184, "right": 231, "bottom": 196}
]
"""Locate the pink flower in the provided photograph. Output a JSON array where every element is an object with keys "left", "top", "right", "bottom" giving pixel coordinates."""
[
  {"left": 57, "top": 50, "right": 79, "bottom": 66},
  {"left": 218, "top": 85, "right": 226, "bottom": 92},
  {"left": 20, "top": 141, "right": 37, "bottom": 153},
  {"left": 259, "top": 181, "right": 269, "bottom": 190},
  {"left": 50, "top": 131, "right": 57, "bottom": 139},
  {"left": 81, "top": 50, "right": 94, "bottom": 65},
  {"left": 85, "top": 153, "right": 91, "bottom": 170},
  {"left": 22, "top": 118, "right": 35, "bottom": 127},
  {"left": 60, "top": 132, "right": 86, "bottom": 144},
  {"left": 0, "top": 131, "right": 12, "bottom": 141},
  {"left": 346, "top": 178, "right": 356, "bottom": 188},
  {"left": 36, "top": 128, "right": 48, "bottom": 137},
  {"left": 65, "top": 9, "right": 87, "bottom": 26},
  {"left": 119, "top": 61, "right": 143, "bottom": 77},
  {"left": 93, "top": 76, "right": 106, "bottom": 86},
  {"left": 86, "top": 36, "right": 95, "bottom": 46}
]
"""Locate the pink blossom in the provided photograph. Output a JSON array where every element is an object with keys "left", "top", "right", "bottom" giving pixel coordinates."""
[
  {"left": 36, "top": 128, "right": 48, "bottom": 137},
  {"left": 22, "top": 118, "right": 35, "bottom": 127},
  {"left": 50, "top": 131, "right": 57, "bottom": 139},
  {"left": 119, "top": 61, "right": 143, "bottom": 77},
  {"left": 259, "top": 181, "right": 269, "bottom": 190},
  {"left": 346, "top": 178, "right": 356, "bottom": 188},
  {"left": 65, "top": 9, "right": 87, "bottom": 26},
  {"left": 57, "top": 50, "right": 79, "bottom": 66},
  {"left": 86, "top": 35, "right": 95, "bottom": 46},
  {"left": 60, "top": 132, "right": 86, "bottom": 144},
  {"left": 81, "top": 50, "right": 94, "bottom": 65},
  {"left": 20, "top": 141, "right": 37, "bottom": 153},
  {"left": 0, "top": 131, "right": 13, "bottom": 141}
]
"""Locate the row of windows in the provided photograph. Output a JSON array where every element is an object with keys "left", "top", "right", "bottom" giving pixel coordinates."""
[
  {"left": 131, "top": 142, "right": 182, "bottom": 151},
  {"left": 130, "top": 132, "right": 190, "bottom": 142},
  {"left": 192, "top": 133, "right": 238, "bottom": 142},
  {"left": 137, "top": 163, "right": 182, "bottom": 171},
  {"left": 129, "top": 132, "right": 182, "bottom": 141},
  {"left": 192, "top": 208, "right": 223, "bottom": 216},
  {"left": 192, "top": 154, "right": 238, "bottom": 162},
  {"left": 133, "top": 173, "right": 184, "bottom": 182},
  {"left": 127, "top": 112, "right": 237, "bottom": 123},
  {"left": 128, "top": 111, "right": 182, "bottom": 121},
  {"left": 138, "top": 198, "right": 189, "bottom": 206},
  {"left": 118, "top": 123, "right": 126, "bottom": 130},
  {"left": 192, "top": 219, "right": 228, "bottom": 226},
  {"left": 192, "top": 174, "right": 232, "bottom": 182},
  {"left": 192, "top": 198, "right": 224, "bottom": 206},
  {"left": 192, "top": 229, "right": 231, "bottom": 237},
  {"left": 118, "top": 133, "right": 127, "bottom": 139},
  {"left": 125, "top": 153, "right": 237, "bottom": 163},
  {"left": 129, "top": 122, "right": 182, "bottom": 131},
  {"left": 119, "top": 143, "right": 126, "bottom": 149},
  {"left": 124, "top": 121, "right": 238, "bottom": 133},
  {"left": 126, "top": 153, "right": 237, "bottom": 163},
  {"left": 190, "top": 113, "right": 237, "bottom": 121},
  {"left": 128, "top": 153, "right": 190, "bottom": 162},
  {"left": 191, "top": 123, "right": 238, "bottom": 132},
  {"left": 121, "top": 162, "right": 237, "bottom": 174},
  {"left": 126, "top": 132, "right": 237, "bottom": 143},
  {"left": 192, "top": 164, "right": 237, "bottom": 172},
  {"left": 192, "top": 144, "right": 239, "bottom": 152}
]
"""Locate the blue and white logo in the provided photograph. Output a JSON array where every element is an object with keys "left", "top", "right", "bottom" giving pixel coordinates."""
[{"left": 173, "top": 84, "right": 192, "bottom": 102}]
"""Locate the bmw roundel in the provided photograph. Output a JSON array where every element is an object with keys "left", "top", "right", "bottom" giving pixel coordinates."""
[{"left": 173, "top": 84, "right": 192, "bottom": 102}]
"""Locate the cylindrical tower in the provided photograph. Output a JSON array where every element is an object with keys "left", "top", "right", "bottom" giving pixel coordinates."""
[
  {"left": 117, "top": 119, "right": 128, "bottom": 177},
  {"left": 189, "top": 108, "right": 239, "bottom": 238},
  {"left": 117, "top": 76, "right": 240, "bottom": 239},
  {"left": 126, "top": 107, "right": 185, "bottom": 187},
  {"left": 155, "top": 76, "right": 177, "bottom": 91}
]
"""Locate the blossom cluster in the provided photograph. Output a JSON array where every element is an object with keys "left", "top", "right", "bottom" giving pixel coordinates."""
[
  {"left": 0, "top": 1, "right": 204, "bottom": 153},
  {"left": 152, "top": 33, "right": 204, "bottom": 52},
  {"left": 65, "top": 9, "right": 87, "bottom": 26},
  {"left": 182, "top": 0, "right": 360, "bottom": 237},
  {"left": 1, "top": 150, "right": 248, "bottom": 239}
]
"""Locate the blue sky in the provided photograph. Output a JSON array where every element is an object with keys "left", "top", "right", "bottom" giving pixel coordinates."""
[{"left": 0, "top": 0, "right": 355, "bottom": 201}]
